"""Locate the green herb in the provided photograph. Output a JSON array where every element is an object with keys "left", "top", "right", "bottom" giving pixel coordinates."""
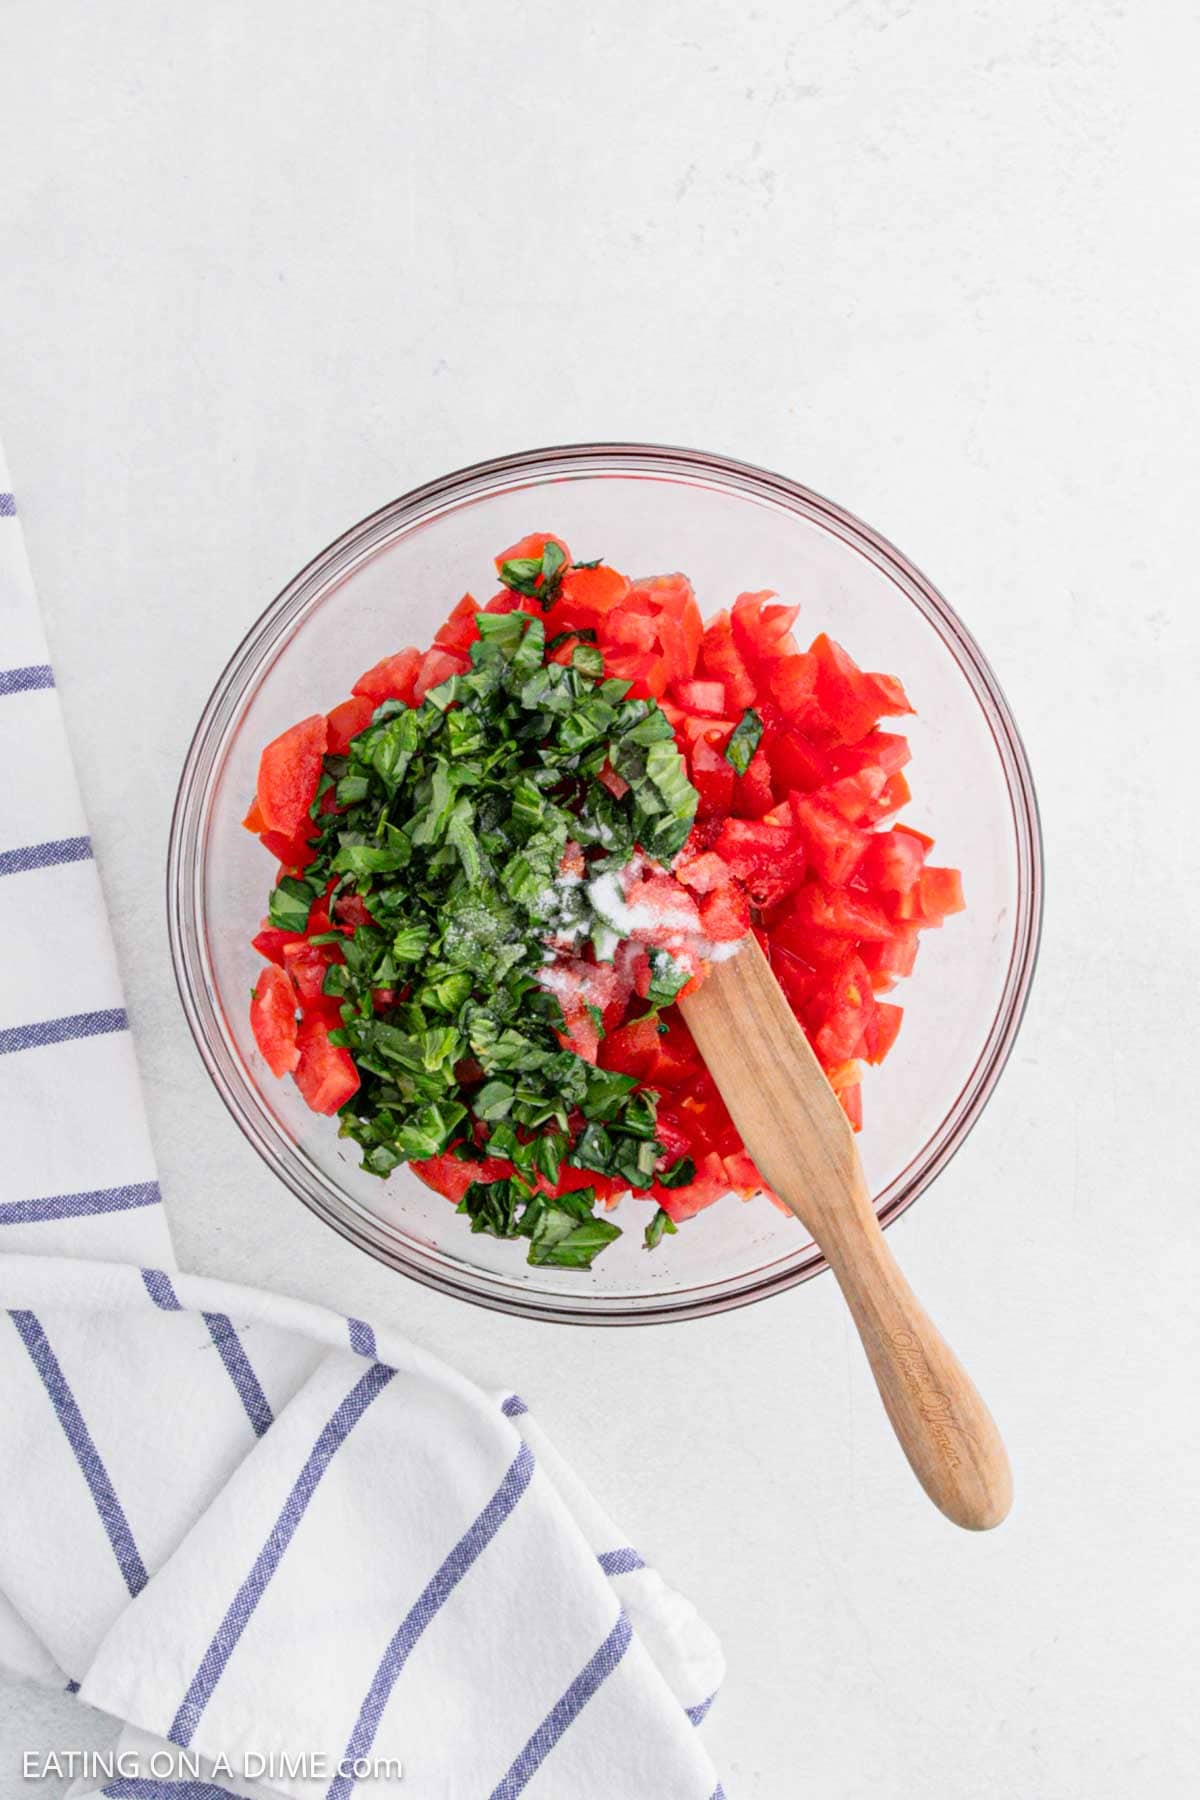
[
  {"left": 276, "top": 579, "right": 702, "bottom": 1268},
  {"left": 497, "top": 539, "right": 568, "bottom": 608},
  {"left": 268, "top": 875, "right": 317, "bottom": 932},
  {"left": 725, "top": 707, "right": 764, "bottom": 776},
  {"left": 644, "top": 1205, "right": 678, "bottom": 1250}
]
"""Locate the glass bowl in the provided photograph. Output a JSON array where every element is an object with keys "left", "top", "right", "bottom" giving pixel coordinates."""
[{"left": 167, "top": 444, "right": 1042, "bottom": 1324}]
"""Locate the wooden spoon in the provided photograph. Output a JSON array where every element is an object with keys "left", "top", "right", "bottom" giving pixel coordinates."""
[{"left": 680, "top": 934, "right": 1012, "bottom": 1530}]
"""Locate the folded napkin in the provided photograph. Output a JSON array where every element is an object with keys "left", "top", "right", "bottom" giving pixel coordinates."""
[{"left": 0, "top": 451, "right": 726, "bottom": 1800}]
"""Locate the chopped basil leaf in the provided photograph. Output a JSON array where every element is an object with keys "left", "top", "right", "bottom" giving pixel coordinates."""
[
  {"left": 725, "top": 707, "right": 764, "bottom": 776},
  {"left": 644, "top": 1206, "right": 678, "bottom": 1250},
  {"left": 256, "top": 582, "right": 703, "bottom": 1270}
]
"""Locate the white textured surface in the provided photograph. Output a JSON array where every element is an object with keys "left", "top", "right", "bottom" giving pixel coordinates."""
[{"left": 1, "top": 2, "right": 1197, "bottom": 1796}]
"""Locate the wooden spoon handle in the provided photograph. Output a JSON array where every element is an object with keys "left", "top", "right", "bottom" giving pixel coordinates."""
[{"left": 817, "top": 1173, "right": 1012, "bottom": 1530}]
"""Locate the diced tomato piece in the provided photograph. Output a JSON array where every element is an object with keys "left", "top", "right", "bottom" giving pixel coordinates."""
[
  {"left": 620, "top": 871, "right": 702, "bottom": 944},
  {"left": 768, "top": 941, "right": 821, "bottom": 1015},
  {"left": 732, "top": 591, "right": 801, "bottom": 670},
  {"left": 493, "top": 532, "right": 571, "bottom": 584},
  {"left": 281, "top": 940, "right": 341, "bottom": 1015},
  {"left": 731, "top": 746, "right": 776, "bottom": 819},
  {"left": 559, "top": 840, "right": 586, "bottom": 880},
  {"left": 652, "top": 1149, "right": 728, "bottom": 1222},
  {"left": 652, "top": 1105, "right": 694, "bottom": 1164},
  {"left": 602, "top": 611, "right": 658, "bottom": 654},
  {"left": 482, "top": 589, "right": 538, "bottom": 616},
  {"left": 598, "top": 1014, "right": 663, "bottom": 1078},
  {"left": 860, "top": 927, "right": 920, "bottom": 985},
  {"left": 811, "top": 955, "right": 875, "bottom": 1066},
  {"left": 434, "top": 593, "right": 482, "bottom": 653},
  {"left": 260, "top": 827, "right": 317, "bottom": 872},
  {"left": 810, "top": 634, "right": 913, "bottom": 743},
  {"left": 788, "top": 881, "right": 893, "bottom": 942},
  {"left": 352, "top": 647, "right": 422, "bottom": 707},
  {"left": 767, "top": 728, "right": 831, "bottom": 794},
  {"left": 252, "top": 926, "right": 304, "bottom": 965},
  {"left": 821, "top": 766, "right": 889, "bottom": 824},
  {"left": 672, "top": 678, "right": 727, "bottom": 716},
  {"left": 557, "top": 563, "right": 629, "bottom": 617},
  {"left": 674, "top": 1068, "right": 741, "bottom": 1157},
  {"left": 601, "top": 645, "right": 668, "bottom": 700},
  {"left": 790, "top": 793, "right": 871, "bottom": 885},
  {"left": 864, "top": 770, "right": 912, "bottom": 822},
  {"left": 542, "top": 1162, "right": 625, "bottom": 1208},
  {"left": 413, "top": 645, "right": 471, "bottom": 702},
  {"left": 862, "top": 825, "right": 929, "bottom": 894},
  {"left": 919, "top": 866, "right": 965, "bottom": 918},
  {"left": 769, "top": 653, "right": 820, "bottom": 721},
  {"left": 699, "top": 611, "right": 757, "bottom": 709},
  {"left": 697, "top": 883, "right": 751, "bottom": 943},
  {"left": 334, "top": 892, "right": 376, "bottom": 931},
  {"left": 830, "top": 731, "right": 912, "bottom": 780},
  {"left": 861, "top": 1000, "right": 903, "bottom": 1064},
  {"left": 595, "top": 763, "right": 630, "bottom": 803},
  {"left": 255, "top": 714, "right": 327, "bottom": 841},
  {"left": 838, "top": 1083, "right": 863, "bottom": 1131},
  {"left": 249, "top": 964, "right": 300, "bottom": 1077},
  {"left": 293, "top": 1014, "right": 360, "bottom": 1114},
  {"left": 325, "top": 695, "right": 376, "bottom": 754},
  {"left": 243, "top": 797, "right": 267, "bottom": 833},
  {"left": 711, "top": 819, "right": 805, "bottom": 905},
  {"left": 411, "top": 1152, "right": 514, "bottom": 1205},
  {"left": 673, "top": 849, "right": 732, "bottom": 895},
  {"left": 554, "top": 1000, "right": 601, "bottom": 1065},
  {"left": 689, "top": 733, "right": 736, "bottom": 820}
]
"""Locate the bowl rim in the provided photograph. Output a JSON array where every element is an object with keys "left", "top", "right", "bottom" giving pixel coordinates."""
[{"left": 166, "top": 440, "right": 1044, "bottom": 1325}]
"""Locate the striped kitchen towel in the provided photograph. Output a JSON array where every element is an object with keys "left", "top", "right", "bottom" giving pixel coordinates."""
[{"left": 0, "top": 452, "right": 726, "bottom": 1800}]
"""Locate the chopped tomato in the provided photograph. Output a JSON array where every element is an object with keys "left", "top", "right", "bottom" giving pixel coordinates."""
[
  {"left": 326, "top": 694, "right": 376, "bottom": 754},
  {"left": 697, "top": 883, "right": 751, "bottom": 942},
  {"left": 699, "top": 611, "right": 757, "bottom": 709},
  {"left": 293, "top": 1014, "right": 360, "bottom": 1114},
  {"left": 352, "top": 647, "right": 422, "bottom": 706},
  {"left": 411, "top": 1152, "right": 515, "bottom": 1204},
  {"left": 413, "top": 645, "right": 471, "bottom": 702},
  {"left": 598, "top": 1014, "right": 663, "bottom": 1078},
  {"left": 672, "top": 678, "right": 728, "bottom": 717},
  {"left": 731, "top": 747, "right": 776, "bottom": 818},
  {"left": 255, "top": 714, "right": 327, "bottom": 841},
  {"left": 493, "top": 532, "right": 571, "bottom": 584},
  {"left": 435, "top": 593, "right": 482, "bottom": 652},
  {"left": 249, "top": 964, "right": 300, "bottom": 1077}
]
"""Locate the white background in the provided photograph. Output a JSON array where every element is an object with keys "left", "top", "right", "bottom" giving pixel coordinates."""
[{"left": 2, "top": 2, "right": 1198, "bottom": 1796}]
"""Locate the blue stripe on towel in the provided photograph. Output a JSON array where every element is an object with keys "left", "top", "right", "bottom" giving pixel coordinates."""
[
  {"left": 168, "top": 1362, "right": 397, "bottom": 1746},
  {"left": 597, "top": 1546, "right": 644, "bottom": 1576},
  {"left": 0, "top": 493, "right": 15, "bottom": 517},
  {"left": 0, "top": 836, "right": 92, "bottom": 878},
  {"left": 141, "top": 1270, "right": 273, "bottom": 1438},
  {"left": 0, "top": 1007, "right": 127, "bottom": 1056},
  {"left": 501, "top": 1394, "right": 528, "bottom": 1417},
  {"left": 104, "top": 1783, "right": 248, "bottom": 1800},
  {"left": 0, "top": 1180, "right": 160, "bottom": 1226},
  {"left": 0, "top": 663, "right": 53, "bottom": 694},
  {"left": 347, "top": 1317, "right": 377, "bottom": 1359},
  {"left": 325, "top": 1440, "right": 536, "bottom": 1800},
  {"left": 8, "top": 1310, "right": 147, "bottom": 1597},
  {"left": 202, "top": 1314, "right": 274, "bottom": 1438},
  {"left": 486, "top": 1611, "right": 634, "bottom": 1799},
  {"left": 141, "top": 1267, "right": 182, "bottom": 1309},
  {"left": 686, "top": 1693, "right": 716, "bottom": 1726}
]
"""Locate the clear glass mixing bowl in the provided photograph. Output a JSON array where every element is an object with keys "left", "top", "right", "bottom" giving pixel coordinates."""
[{"left": 167, "top": 444, "right": 1042, "bottom": 1323}]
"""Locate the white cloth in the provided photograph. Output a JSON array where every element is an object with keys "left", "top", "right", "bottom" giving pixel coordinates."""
[{"left": 0, "top": 450, "right": 725, "bottom": 1800}]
